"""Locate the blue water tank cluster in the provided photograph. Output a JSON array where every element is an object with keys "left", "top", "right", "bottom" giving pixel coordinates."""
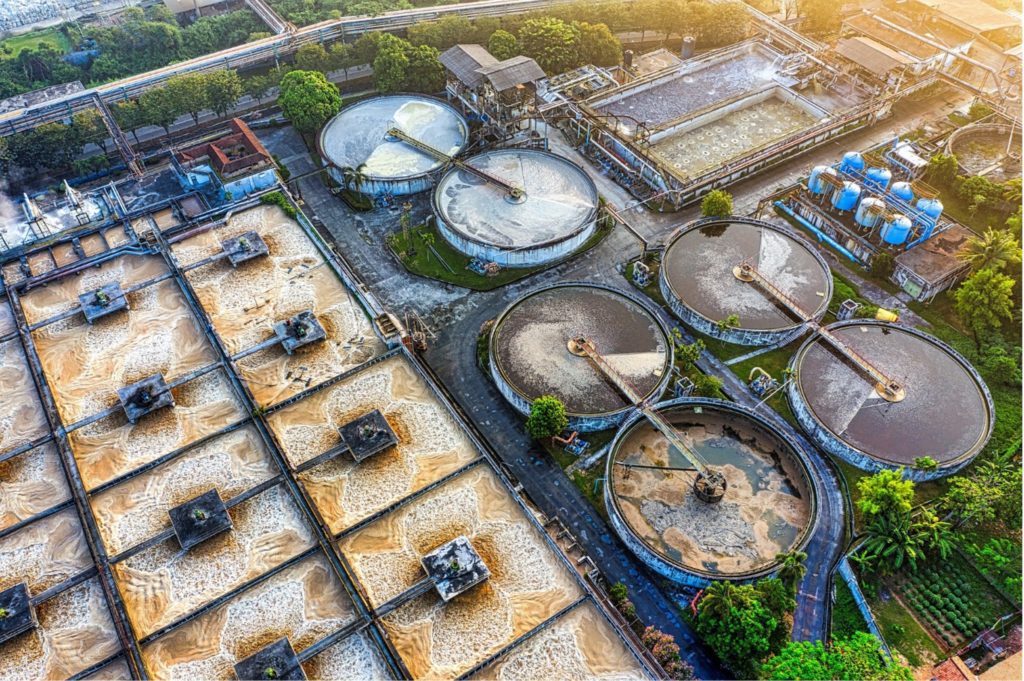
[
  {"left": 840, "top": 151, "right": 865, "bottom": 174},
  {"left": 890, "top": 181, "right": 914, "bottom": 203},
  {"left": 916, "top": 197, "right": 943, "bottom": 225},
  {"left": 808, "top": 165, "right": 837, "bottom": 194},
  {"left": 881, "top": 215, "right": 912, "bottom": 245},
  {"left": 865, "top": 166, "right": 892, "bottom": 191},
  {"left": 832, "top": 181, "right": 861, "bottom": 212},
  {"left": 855, "top": 197, "right": 886, "bottom": 229}
]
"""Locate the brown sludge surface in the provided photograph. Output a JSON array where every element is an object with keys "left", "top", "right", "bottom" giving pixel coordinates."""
[
  {"left": 339, "top": 465, "right": 581, "bottom": 679},
  {"left": 141, "top": 554, "right": 359, "bottom": 679},
  {"left": 113, "top": 484, "right": 315, "bottom": 637},
  {"left": 0, "top": 338, "right": 50, "bottom": 455},
  {"left": 174, "top": 205, "right": 384, "bottom": 408},
  {"left": 268, "top": 355, "right": 479, "bottom": 533},
  {"left": 473, "top": 602, "right": 647, "bottom": 680},
  {"left": 0, "top": 444, "right": 71, "bottom": 531}
]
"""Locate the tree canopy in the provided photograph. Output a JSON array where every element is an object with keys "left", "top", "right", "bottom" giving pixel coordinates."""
[
  {"left": 856, "top": 468, "right": 914, "bottom": 520},
  {"left": 278, "top": 70, "right": 342, "bottom": 134},
  {"left": 525, "top": 395, "right": 568, "bottom": 439},
  {"left": 953, "top": 268, "right": 1016, "bottom": 344},
  {"left": 760, "top": 632, "right": 913, "bottom": 680},
  {"left": 701, "top": 189, "right": 734, "bottom": 217},
  {"left": 517, "top": 18, "right": 581, "bottom": 75}
]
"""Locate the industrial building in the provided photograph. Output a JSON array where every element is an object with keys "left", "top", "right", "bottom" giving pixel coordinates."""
[
  {"left": 788, "top": 320, "right": 994, "bottom": 480},
  {"left": 318, "top": 95, "right": 469, "bottom": 200},
  {"left": 0, "top": 179, "right": 655, "bottom": 678},
  {"left": 432, "top": 148, "right": 600, "bottom": 267},
  {"left": 659, "top": 217, "right": 833, "bottom": 346},
  {"left": 771, "top": 139, "right": 978, "bottom": 301},
  {"left": 489, "top": 283, "right": 672, "bottom": 432},
  {"left": 560, "top": 38, "right": 876, "bottom": 207},
  {"left": 605, "top": 399, "right": 816, "bottom": 586}
]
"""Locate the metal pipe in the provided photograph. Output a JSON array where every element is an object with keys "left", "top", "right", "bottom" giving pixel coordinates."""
[{"left": 774, "top": 200, "right": 861, "bottom": 264}]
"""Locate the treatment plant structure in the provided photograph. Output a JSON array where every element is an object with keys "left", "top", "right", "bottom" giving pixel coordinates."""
[
  {"left": 0, "top": 173, "right": 658, "bottom": 679},
  {"left": 787, "top": 320, "right": 995, "bottom": 481},
  {"left": 659, "top": 217, "right": 833, "bottom": 346},
  {"left": 432, "top": 148, "right": 600, "bottom": 267},
  {"left": 604, "top": 398, "right": 817, "bottom": 587},
  {"left": 318, "top": 95, "right": 469, "bottom": 200},
  {"left": 489, "top": 283, "right": 673, "bottom": 432}
]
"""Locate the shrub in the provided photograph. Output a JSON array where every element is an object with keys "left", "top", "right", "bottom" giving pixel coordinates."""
[{"left": 259, "top": 190, "right": 298, "bottom": 219}]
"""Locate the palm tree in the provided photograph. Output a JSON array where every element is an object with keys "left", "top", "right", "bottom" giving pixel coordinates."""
[
  {"left": 698, "top": 581, "right": 749, "bottom": 620},
  {"left": 341, "top": 164, "right": 369, "bottom": 193},
  {"left": 914, "top": 510, "right": 952, "bottom": 560},
  {"left": 775, "top": 550, "right": 808, "bottom": 593},
  {"left": 958, "top": 227, "right": 1021, "bottom": 272},
  {"left": 860, "top": 511, "right": 923, "bottom": 574}
]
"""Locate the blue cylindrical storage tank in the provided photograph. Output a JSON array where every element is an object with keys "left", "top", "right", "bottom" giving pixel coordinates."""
[
  {"left": 865, "top": 166, "right": 892, "bottom": 191},
  {"left": 916, "top": 197, "right": 943, "bottom": 225},
  {"left": 832, "top": 182, "right": 861, "bottom": 211},
  {"left": 855, "top": 197, "right": 886, "bottom": 229},
  {"left": 881, "top": 215, "right": 912, "bottom": 245},
  {"left": 808, "top": 165, "right": 837, "bottom": 195},
  {"left": 840, "top": 152, "right": 865, "bottom": 174},
  {"left": 890, "top": 181, "right": 914, "bottom": 203}
]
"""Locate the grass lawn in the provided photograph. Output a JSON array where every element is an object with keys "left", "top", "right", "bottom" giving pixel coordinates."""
[
  {"left": 389, "top": 222, "right": 611, "bottom": 291},
  {"left": 0, "top": 28, "right": 71, "bottom": 59},
  {"left": 868, "top": 589, "right": 944, "bottom": 668},
  {"left": 831, "top": 578, "right": 869, "bottom": 639},
  {"left": 571, "top": 465, "right": 610, "bottom": 523}
]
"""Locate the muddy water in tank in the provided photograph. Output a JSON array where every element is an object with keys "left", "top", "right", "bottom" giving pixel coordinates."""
[
  {"left": 140, "top": 554, "right": 357, "bottom": 679},
  {"left": 474, "top": 602, "right": 647, "bottom": 680},
  {"left": 113, "top": 484, "right": 316, "bottom": 638},
  {"left": 0, "top": 337, "right": 50, "bottom": 454},
  {"left": 0, "top": 444, "right": 71, "bottom": 531},
  {"left": 173, "top": 205, "right": 384, "bottom": 408},
  {"left": 267, "top": 355, "right": 479, "bottom": 534},
  {"left": 339, "top": 465, "right": 581, "bottom": 679},
  {"left": 611, "top": 408, "right": 811, "bottom": 575}
]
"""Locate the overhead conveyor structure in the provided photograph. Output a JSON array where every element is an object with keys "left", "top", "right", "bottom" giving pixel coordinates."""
[
  {"left": 567, "top": 337, "right": 728, "bottom": 503},
  {"left": 386, "top": 127, "right": 526, "bottom": 200},
  {"left": 734, "top": 260, "right": 906, "bottom": 402}
]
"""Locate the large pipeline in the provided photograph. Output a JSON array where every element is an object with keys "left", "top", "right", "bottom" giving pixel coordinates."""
[{"left": 774, "top": 200, "right": 861, "bottom": 264}]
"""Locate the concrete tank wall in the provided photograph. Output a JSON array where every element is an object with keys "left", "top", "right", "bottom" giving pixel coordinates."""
[
  {"left": 437, "top": 216, "right": 597, "bottom": 267},
  {"left": 325, "top": 166, "right": 435, "bottom": 198},
  {"left": 786, "top": 320, "right": 995, "bottom": 481},
  {"left": 603, "top": 397, "right": 818, "bottom": 586}
]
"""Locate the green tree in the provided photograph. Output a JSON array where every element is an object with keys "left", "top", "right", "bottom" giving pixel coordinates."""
[
  {"left": 698, "top": 581, "right": 752, "bottom": 620},
  {"left": 112, "top": 100, "right": 145, "bottom": 143},
  {"left": 859, "top": 510, "right": 925, "bottom": 573},
  {"left": 165, "top": 73, "right": 209, "bottom": 125},
  {"left": 517, "top": 17, "right": 581, "bottom": 75},
  {"left": 525, "top": 395, "right": 568, "bottom": 439},
  {"left": 140, "top": 86, "right": 183, "bottom": 134},
  {"left": 913, "top": 456, "right": 938, "bottom": 471},
  {"left": 9, "top": 122, "right": 83, "bottom": 170},
  {"left": 72, "top": 109, "right": 109, "bottom": 154},
  {"left": 244, "top": 75, "right": 272, "bottom": 104},
  {"left": 576, "top": 22, "right": 621, "bottom": 66},
  {"left": 295, "top": 43, "right": 331, "bottom": 73},
  {"left": 488, "top": 29, "right": 518, "bottom": 60},
  {"left": 760, "top": 632, "right": 913, "bottom": 680},
  {"left": 925, "top": 152, "right": 959, "bottom": 186},
  {"left": 278, "top": 70, "right": 342, "bottom": 134},
  {"left": 403, "top": 43, "right": 445, "bottom": 93},
  {"left": 856, "top": 468, "right": 914, "bottom": 520},
  {"left": 696, "top": 586, "right": 777, "bottom": 677},
  {"left": 716, "top": 314, "right": 740, "bottom": 332},
  {"left": 798, "top": 0, "right": 842, "bottom": 35},
  {"left": 329, "top": 42, "right": 352, "bottom": 75},
  {"left": 693, "top": 372, "right": 724, "bottom": 398},
  {"left": 940, "top": 459, "right": 1015, "bottom": 528},
  {"left": 675, "top": 337, "right": 705, "bottom": 370},
  {"left": 870, "top": 251, "right": 895, "bottom": 279},
  {"left": 701, "top": 189, "right": 733, "bottom": 217},
  {"left": 205, "top": 70, "right": 243, "bottom": 119},
  {"left": 373, "top": 41, "right": 411, "bottom": 93},
  {"left": 953, "top": 268, "right": 1015, "bottom": 345},
  {"left": 775, "top": 550, "right": 807, "bottom": 594},
  {"left": 958, "top": 227, "right": 1022, "bottom": 272}
]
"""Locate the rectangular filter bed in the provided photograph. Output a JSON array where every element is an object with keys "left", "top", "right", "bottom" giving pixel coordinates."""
[
  {"left": 338, "top": 464, "right": 582, "bottom": 679},
  {"left": 171, "top": 205, "right": 385, "bottom": 408},
  {"left": 267, "top": 354, "right": 480, "bottom": 535}
]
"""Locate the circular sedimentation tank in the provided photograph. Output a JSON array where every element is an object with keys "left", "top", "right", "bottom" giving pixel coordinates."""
[
  {"left": 433, "top": 149, "right": 599, "bottom": 267},
  {"left": 605, "top": 398, "right": 816, "bottom": 585},
  {"left": 660, "top": 217, "right": 832, "bottom": 345},
  {"left": 489, "top": 283, "right": 672, "bottom": 431},
  {"left": 319, "top": 95, "right": 468, "bottom": 197},
  {"left": 788, "top": 320, "right": 994, "bottom": 480}
]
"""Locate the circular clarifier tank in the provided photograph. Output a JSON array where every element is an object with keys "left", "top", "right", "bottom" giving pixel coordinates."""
[
  {"left": 660, "top": 217, "right": 832, "bottom": 345},
  {"left": 605, "top": 398, "right": 816, "bottom": 585},
  {"left": 788, "top": 321, "right": 994, "bottom": 480},
  {"left": 319, "top": 95, "right": 467, "bottom": 196},
  {"left": 489, "top": 283, "right": 672, "bottom": 431},
  {"left": 433, "top": 149, "right": 599, "bottom": 268}
]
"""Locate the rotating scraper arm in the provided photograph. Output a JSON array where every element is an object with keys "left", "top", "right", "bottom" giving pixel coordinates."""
[
  {"left": 386, "top": 128, "right": 524, "bottom": 198},
  {"left": 571, "top": 337, "right": 709, "bottom": 475},
  {"left": 734, "top": 261, "right": 906, "bottom": 401}
]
